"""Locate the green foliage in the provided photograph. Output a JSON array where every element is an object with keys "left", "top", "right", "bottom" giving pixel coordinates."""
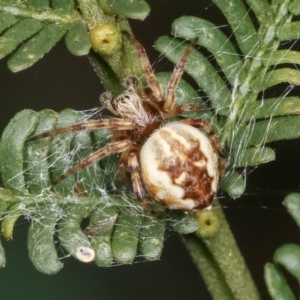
[
  {"left": 99, "top": 0, "right": 150, "bottom": 21},
  {"left": 1, "top": 0, "right": 300, "bottom": 298},
  {"left": 155, "top": 0, "right": 300, "bottom": 196},
  {"left": 265, "top": 193, "right": 300, "bottom": 299},
  {"left": 0, "top": 0, "right": 150, "bottom": 72},
  {"left": 0, "top": 109, "right": 197, "bottom": 273}
]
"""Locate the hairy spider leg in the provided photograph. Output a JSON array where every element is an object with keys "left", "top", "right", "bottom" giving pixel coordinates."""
[
  {"left": 164, "top": 103, "right": 203, "bottom": 119},
  {"left": 164, "top": 43, "right": 194, "bottom": 112},
  {"left": 126, "top": 33, "right": 164, "bottom": 101},
  {"left": 127, "top": 150, "right": 153, "bottom": 210},
  {"left": 30, "top": 119, "right": 135, "bottom": 140},
  {"left": 53, "top": 140, "right": 131, "bottom": 184}
]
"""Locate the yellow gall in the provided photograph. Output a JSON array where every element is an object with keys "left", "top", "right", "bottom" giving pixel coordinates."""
[
  {"left": 195, "top": 209, "right": 220, "bottom": 238},
  {"left": 90, "top": 23, "right": 122, "bottom": 56}
]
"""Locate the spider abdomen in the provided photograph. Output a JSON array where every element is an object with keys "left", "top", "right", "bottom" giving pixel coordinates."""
[{"left": 140, "top": 123, "right": 219, "bottom": 210}]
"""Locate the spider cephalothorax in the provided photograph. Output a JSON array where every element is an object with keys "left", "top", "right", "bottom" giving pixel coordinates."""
[{"left": 31, "top": 35, "right": 226, "bottom": 211}]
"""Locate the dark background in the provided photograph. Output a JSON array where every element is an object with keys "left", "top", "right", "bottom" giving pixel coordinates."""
[{"left": 0, "top": 1, "right": 300, "bottom": 299}]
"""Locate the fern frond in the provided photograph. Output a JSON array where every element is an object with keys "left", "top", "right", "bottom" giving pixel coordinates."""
[
  {"left": 0, "top": 1, "right": 86, "bottom": 71},
  {"left": 265, "top": 193, "right": 300, "bottom": 299},
  {"left": 0, "top": 108, "right": 197, "bottom": 273},
  {"left": 0, "top": 0, "right": 151, "bottom": 72},
  {"left": 155, "top": 0, "right": 300, "bottom": 199}
]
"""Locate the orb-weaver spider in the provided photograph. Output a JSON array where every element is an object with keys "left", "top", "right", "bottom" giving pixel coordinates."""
[{"left": 31, "top": 34, "right": 226, "bottom": 211}]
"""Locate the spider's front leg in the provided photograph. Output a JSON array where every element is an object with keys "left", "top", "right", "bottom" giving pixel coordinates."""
[
  {"left": 29, "top": 119, "right": 135, "bottom": 140},
  {"left": 54, "top": 140, "right": 131, "bottom": 184},
  {"left": 163, "top": 42, "right": 194, "bottom": 112}
]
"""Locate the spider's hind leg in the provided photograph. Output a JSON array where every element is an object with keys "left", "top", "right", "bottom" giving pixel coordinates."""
[
  {"left": 125, "top": 32, "right": 164, "bottom": 102},
  {"left": 127, "top": 149, "right": 153, "bottom": 212}
]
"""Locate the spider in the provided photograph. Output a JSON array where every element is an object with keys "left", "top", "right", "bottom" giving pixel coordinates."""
[{"left": 31, "top": 34, "right": 226, "bottom": 211}]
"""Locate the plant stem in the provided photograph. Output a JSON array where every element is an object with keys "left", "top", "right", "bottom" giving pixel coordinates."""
[
  {"left": 77, "top": 0, "right": 144, "bottom": 94},
  {"left": 183, "top": 204, "right": 260, "bottom": 300}
]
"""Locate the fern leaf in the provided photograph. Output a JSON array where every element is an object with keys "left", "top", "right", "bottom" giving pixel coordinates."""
[
  {"left": 0, "top": 12, "right": 17, "bottom": 33},
  {"left": 172, "top": 16, "right": 243, "bottom": 85},
  {"left": 155, "top": 37, "right": 231, "bottom": 116},
  {"left": 212, "top": 0, "right": 258, "bottom": 54},
  {"left": 265, "top": 263, "right": 296, "bottom": 300},
  {"left": 0, "top": 0, "right": 151, "bottom": 72},
  {"left": 104, "top": 0, "right": 150, "bottom": 20},
  {"left": 265, "top": 194, "right": 300, "bottom": 299},
  {"left": 0, "top": 109, "right": 38, "bottom": 194},
  {"left": 8, "top": 23, "right": 68, "bottom": 72},
  {"left": 156, "top": 0, "right": 300, "bottom": 199},
  {"left": 0, "top": 19, "right": 43, "bottom": 60},
  {"left": 236, "top": 116, "right": 300, "bottom": 147},
  {"left": 65, "top": 21, "right": 91, "bottom": 56},
  {"left": 28, "top": 207, "right": 64, "bottom": 275},
  {"left": 0, "top": 108, "right": 198, "bottom": 273}
]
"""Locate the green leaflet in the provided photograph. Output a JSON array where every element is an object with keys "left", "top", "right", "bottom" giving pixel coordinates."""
[
  {"left": 70, "top": 116, "right": 105, "bottom": 196},
  {"left": 220, "top": 172, "right": 246, "bottom": 199},
  {"left": 47, "top": 109, "right": 82, "bottom": 195},
  {"left": 289, "top": 0, "right": 300, "bottom": 15},
  {"left": 8, "top": 23, "right": 68, "bottom": 72},
  {"left": 265, "top": 194, "right": 300, "bottom": 299},
  {"left": 245, "top": 0, "right": 272, "bottom": 24},
  {"left": 212, "top": 0, "right": 258, "bottom": 55},
  {"left": 168, "top": 212, "right": 198, "bottom": 234},
  {"left": 241, "top": 97, "right": 300, "bottom": 122},
  {"left": 283, "top": 193, "right": 300, "bottom": 229},
  {"left": 277, "top": 21, "right": 300, "bottom": 41},
  {"left": 139, "top": 216, "right": 166, "bottom": 261},
  {"left": 155, "top": 36, "right": 231, "bottom": 116},
  {"left": 106, "top": 0, "right": 150, "bottom": 20},
  {"left": 251, "top": 68, "right": 300, "bottom": 92},
  {"left": 0, "top": 12, "right": 17, "bottom": 34},
  {"left": 88, "top": 206, "right": 118, "bottom": 267},
  {"left": 24, "top": 109, "right": 58, "bottom": 194},
  {"left": 111, "top": 209, "right": 142, "bottom": 264},
  {"left": 0, "top": 109, "right": 38, "bottom": 194},
  {"left": 274, "top": 244, "right": 300, "bottom": 286},
  {"left": 0, "top": 1, "right": 90, "bottom": 71},
  {"left": 0, "top": 19, "right": 43, "bottom": 60},
  {"left": 264, "top": 263, "right": 296, "bottom": 300},
  {"left": 1, "top": 203, "right": 24, "bottom": 240},
  {"left": 27, "top": 207, "right": 63, "bottom": 275},
  {"left": 65, "top": 21, "right": 90, "bottom": 56},
  {"left": 233, "top": 147, "right": 275, "bottom": 168},
  {"left": 236, "top": 115, "right": 300, "bottom": 147},
  {"left": 261, "top": 50, "right": 300, "bottom": 66},
  {"left": 58, "top": 204, "right": 95, "bottom": 263},
  {"left": 171, "top": 16, "right": 243, "bottom": 85}
]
